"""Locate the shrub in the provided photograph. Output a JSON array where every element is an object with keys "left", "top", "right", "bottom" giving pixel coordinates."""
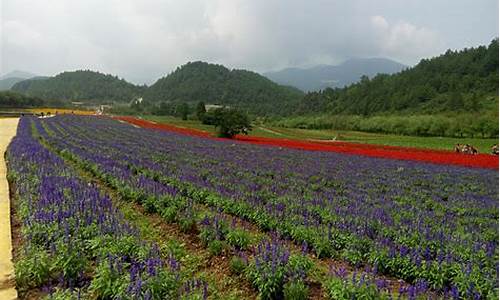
[
  {"left": 226, "top": 228, "right": 252, "bottom": 250},
  {"left": 230, "top": 255, "right": 248, "bottom": 275},
  {"left": 284, "top": 280, "right": 309, "bottom": 300},
  {"left": 208, "top": 240, "right": 227, "bottom": 256}
]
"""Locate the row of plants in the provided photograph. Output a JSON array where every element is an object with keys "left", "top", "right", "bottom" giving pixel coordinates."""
[
  {"left": 43, "top": 115, "right": 498, "bottom": 298},
  {"left": 6, "top": 117, "right": 207, "bottom": 299},
  {"left": 36, "top": 117, "right": 316, "bottom": 299},
  {"left": 36, "top": 116, "right": 465, "bottom": 298}
]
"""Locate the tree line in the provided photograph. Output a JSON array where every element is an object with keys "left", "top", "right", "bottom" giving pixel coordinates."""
[
  {"left": 0, "top": 91, "right": 67, "bottom": 108},
  {"left": 274, "top": 113, "right": 498, "bottom": 138}
]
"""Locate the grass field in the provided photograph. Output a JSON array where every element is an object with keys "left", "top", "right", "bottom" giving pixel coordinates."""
[{"left": 141, "top": 115, "right": 498, "bottom": 153}]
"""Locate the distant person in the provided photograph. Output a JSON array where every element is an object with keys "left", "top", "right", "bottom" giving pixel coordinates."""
[
  {"left": 463, "top": 144, "right": 472, "bottom": 154},
  {"left": 491, "top": 144, "right": 498, "bottom": 155},
  {"left": 470, "top": 145, "right": 478, "bottom": 155},
  {"left": 454, "top": 143, "right": 462, "bottom": 153}
]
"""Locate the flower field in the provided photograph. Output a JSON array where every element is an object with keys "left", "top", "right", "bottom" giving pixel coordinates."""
[
  {"left": 7, "top": 118, "right": 207, "bottom": 299},
  {"left": 114, "top": 116, "right": 499, "bottom": 170},
  {"left": 7, "top": 115, "right": 499, "bottom": 299}
]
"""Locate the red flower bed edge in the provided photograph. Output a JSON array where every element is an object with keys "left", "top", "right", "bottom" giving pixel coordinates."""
[{"left": 113, "top": 116, "right": 499, "bottom": 170}]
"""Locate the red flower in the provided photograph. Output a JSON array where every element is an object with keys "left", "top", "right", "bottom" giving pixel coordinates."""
[{"left": 114, "top": 116, "right": 498, "bottom": 170}]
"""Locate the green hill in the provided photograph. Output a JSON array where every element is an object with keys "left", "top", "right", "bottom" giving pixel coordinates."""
[
  {"left": 143, "top": 61, "right": 303, "bottom": 116},
  {"left": 295, "top": 39, "right": 498, "bottom": 115},
  {"left": 11, "top": 70, "right": 144, "bottom": 104}
]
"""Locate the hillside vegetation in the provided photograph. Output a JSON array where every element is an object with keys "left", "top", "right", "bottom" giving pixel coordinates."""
[
  {"left": 0, "top": 90, "right": 61, "bottom": 108},
  {"left": 143, "top": 61, "right": 303, "bottom": 116},
  {"left": 11, "top": 70, "right": 145, "bottom": 104},
  {"left": 278, "top": 39, "right": 499, "bottom": 138},
  {"left": 295, "top": 39, "right": 498, "bottom": 115}
]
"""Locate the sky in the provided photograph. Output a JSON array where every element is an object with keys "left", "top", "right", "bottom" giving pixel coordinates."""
[{"left": 1, "top": 0, "right": 498, "bottom": 85}]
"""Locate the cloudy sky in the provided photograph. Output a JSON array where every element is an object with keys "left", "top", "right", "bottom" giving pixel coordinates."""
[{"left": 1, "top": 0, "right": 498, "bottom": 84}]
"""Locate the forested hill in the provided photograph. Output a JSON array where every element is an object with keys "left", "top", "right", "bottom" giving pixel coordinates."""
[
  {"left": 295, "top": 39, "right": 499, "bottom": 115},
  {"left": 11, "top": 70, "right": 145, "bottom": 104},
  {"left": 143, "top": 61, "right": 304, "bottom": 116}
]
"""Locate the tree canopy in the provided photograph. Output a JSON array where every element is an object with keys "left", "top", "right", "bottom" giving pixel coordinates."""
[{"left": 203, "top": 107, "right": 252, "bottom": 138}]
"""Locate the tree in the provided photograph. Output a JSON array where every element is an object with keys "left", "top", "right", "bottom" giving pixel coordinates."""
[
  {"left": 176, "top": 103, "right": 190, "bottom": 120},
  {"left": 196, "top": 101, "right": 206, "bottom": 120},
  {"left": 211, "top": 108, "right": 252, "bottom": 138},
  {"left": 447, "top": 91, "right": 464, "bottom": 111}
]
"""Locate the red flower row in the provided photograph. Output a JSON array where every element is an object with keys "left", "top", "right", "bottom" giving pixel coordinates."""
[{"left": 114, "top": 116, "right": 499, "bottom": 170}]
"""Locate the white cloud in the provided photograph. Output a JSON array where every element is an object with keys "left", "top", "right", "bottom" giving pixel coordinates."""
[
  {"left": 1, "top": 0, "right": 496, "bottom": 84},
  {"left": 370, "top": 15, "right": 445, "bottom": 63}
]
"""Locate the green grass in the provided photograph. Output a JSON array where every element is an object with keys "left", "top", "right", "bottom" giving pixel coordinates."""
[
  {"left": 140, "top": 115, "right": 498, "bottom": 154},
  {"left": 142, "top": 115, "right": 218, "bottom": 133},
  {"left": 140, "top": 115, "right": 292, "bottom": 138}
]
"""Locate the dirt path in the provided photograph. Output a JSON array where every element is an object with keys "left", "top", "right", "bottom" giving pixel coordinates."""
[
  {"left": 257, "top": 125, "right": 285, "bottom": 136},
  {"left": 0, "top": 118, "right": 19, "bottom": 300}
]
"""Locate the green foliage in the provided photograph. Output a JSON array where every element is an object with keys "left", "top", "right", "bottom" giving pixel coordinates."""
[
  {"left": 229, "top": 255, "right": 247, "bottom": 275},
  {"left": 0, "top": 90, "right": 47, "bottom": 108},
  {"left": 245, "top": 245, "right": 312, "bottom": 300},
  {"left": 294, "top": 39, "right": 499, "bottom": 117},
  {"left": 11, "top": 70, "right": 145, "bottom": 104},
  {"left": 143, "top": 61, "right": 303, "bottom": 116},
  {"left": 15, "top": 246, "right": 52, "bottom": 290},
  {"left": 196, "top": 101, "right": 206, "bottom": 120},
  {"left": 226, "top": 228, "right": 252, "bottom": 250},
  {"left": 89, "top": 260, "right": 129, "bottom": 299},
  {"left": 42, "top": 288, "right": 87, "bottom": 300},
  {"left": 276, "top": 112, "right": 499, "bottom": 138},
  {"left": 206, "top": 108, "right": 252, "bottom": 138},
  {"left": 207, "top": 240, "right": 227, "bottom": 256},
  {"left": 53, "top": 241, "right": 89, "bottom": 280},
  {"left": 179, "top": 213, "right": 198, "bottom": 233},
  {"left": 283, "top": 280, "right": 309, "bottom": 300},
  {"left": 176, "top": 102, "right": 191, "bottom": 120},
  {"left": 287, "top": 254, "right": 313, "bottom": 275},
  {"left": 325, "top": 276, "right": 386, "bottom": 300}
]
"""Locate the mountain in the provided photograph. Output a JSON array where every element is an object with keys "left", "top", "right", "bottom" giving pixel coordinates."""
[
  {"left": 264, "top": 58, "right": 407, "bottom": 91},
  {"left": 143, "top": 61, "right": 304, "bottom": 116},
  {"left": 0, "top": 70, "right": 37, "bottom": 80},
  {"left": 0, "top": 77, "right": 25, "bottom": 91},
  {"left": 295, "top": 39, "right": 499, "bottom": 115},
  {"left": 11, "top": 70, "right": 145, "bottom": 104},
  {"left": 0, "top": 70, "right": 39, "bottom": 91}
]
